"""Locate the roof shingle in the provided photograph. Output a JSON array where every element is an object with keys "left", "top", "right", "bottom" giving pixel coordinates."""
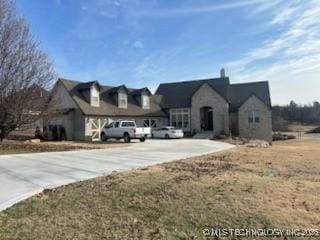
[
  {"left": 155, "top": 77, "right": 271, "bottom": 111},
  {"left": 59, "top": 78, "right": 167, "bottom": 117},
  {"left": 155, "top": 77, "right": 230, "bottom": 108}
]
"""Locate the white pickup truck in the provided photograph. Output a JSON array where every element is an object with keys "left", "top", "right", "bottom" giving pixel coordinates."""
[{"left": 101, "top": 120, "right": 151, "bottom": 143}]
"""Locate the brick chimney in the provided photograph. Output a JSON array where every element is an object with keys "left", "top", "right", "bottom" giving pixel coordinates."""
[{"left": 220, "top": 68, "right": 226, "bottom": 78}]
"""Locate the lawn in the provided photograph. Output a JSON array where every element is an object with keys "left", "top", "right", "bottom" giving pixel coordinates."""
[
  {"left": 0, "top": 140, "right": 126, "bottom": 155},
  {"left": 0, "top": 140, "right": 319, "bottom": 239}
]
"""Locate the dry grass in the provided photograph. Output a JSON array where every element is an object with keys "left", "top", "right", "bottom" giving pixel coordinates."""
[
  {"left": 0, "top": 140, "right": 319, "bottom": 239},
  {"left": 0, "top": 140, "right": 127, "bottom": 155}
]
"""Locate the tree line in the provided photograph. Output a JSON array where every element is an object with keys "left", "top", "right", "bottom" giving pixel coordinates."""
[{"left": 273, "top": 101, "right": 320, "bottom": 124}]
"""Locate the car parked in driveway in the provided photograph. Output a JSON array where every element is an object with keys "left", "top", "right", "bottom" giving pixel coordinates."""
[
  {"left": 101, "top": 120, "right": 151, "bottom": 143},
  {"left": 152, "top": 126, "right": 184, "bottom": 139}
]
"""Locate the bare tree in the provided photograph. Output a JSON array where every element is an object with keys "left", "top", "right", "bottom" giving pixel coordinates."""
[{"left": 0, "top": 0, "right": 55, "bottom": 141}]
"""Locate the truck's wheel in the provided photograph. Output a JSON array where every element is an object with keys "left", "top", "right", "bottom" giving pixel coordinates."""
[
  {"left": 101, "top": 133, "right": 107, "bottom": 141},
  {"left": 140, "top": 137, "right": 146, "bottom": 142},
  {"left": 123, "top": 133, "right": 131, "bottom": 143}
]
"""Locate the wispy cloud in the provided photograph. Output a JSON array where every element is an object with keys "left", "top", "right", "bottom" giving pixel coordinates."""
[
  {"left": 227, "top": 0, "right": 320, "bottom": 71},
  {"left": 225, "top": 0, "right": 320, "bottom": 103},
  {"left": 247, "top": 0, "right": 283, "bottom": 16},
  {"left": 135, "top": 0, "right": 270, "bottom": 16},
  {"left": 270, "top": 6, "right": 298, "bottom": 25}
]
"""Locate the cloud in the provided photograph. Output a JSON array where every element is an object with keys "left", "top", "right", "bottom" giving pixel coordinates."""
[
  {"left": 133, "top": 40, "right": 144, "bottom": 49},
  {"left": 270, "top": 6, "right": 298, "bottom": 25},
  {"left": 225, "top": 0, "right": 320, "bottom": 104},
  {"left": 247, "top": 0, "right": 282, "bottom": 16},
  {"left": 135, "top": 0, "right": 270, "bottom": 17}
]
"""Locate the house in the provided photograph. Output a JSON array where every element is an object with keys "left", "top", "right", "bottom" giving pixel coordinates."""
[
  {"left": 47, "top": 69, "right": 272, "bottom": 142},
  {"left": 47, "top": 79, "right": 168, "bottom": 141}
]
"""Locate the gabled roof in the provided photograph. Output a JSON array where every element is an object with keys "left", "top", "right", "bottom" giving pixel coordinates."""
[
  {"left": 155, "top": 77, "right": 271, "bottom": 112},
  {"left": 77, "top": 81, "right": 101, "bottom": 91},
  {"left": 131, "top": 87, "right": 152, "bottom": 96},
  {"left": 228, "top": 81, "right": 271, "bottom": 112},
  {"left": 155, "top": 77, "right": 230, "bottom": 108},
  {"left": 108, "top": 85, "right": 128, "bottom": 95},
  {"left": 58, "top": 78, "right": 167, "bottom": 117}
]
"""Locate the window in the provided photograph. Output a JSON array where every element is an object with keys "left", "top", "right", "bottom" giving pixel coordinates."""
[
  {"left": 118, "top": 93, "right": 127, "bottom": 108},
  {"left": 121, "top": 121, "right": 135, "bottom": 127},
  {"left": 91, "top": 87, "right": 100, "bottom": 107},
  {"left": 91, "top": 96, "right": 99, "bottom": 106},
  {"left": 183, "top": 114, "right": 189, "bottom": 129},
  {"left": 143, "top": 119, "right": 157, "bottom": 128},
  {"left": 170, "top": 108, "right": 190, "bottom": 130},
  {"left": 142, "top": 95, "right": 150, "bottom": 109},
  {"left": 114, "top": 122, "right": 120, "bottom": 128},
  {"left": 248, "top": 110, "right": 260, "bottom": 123}
]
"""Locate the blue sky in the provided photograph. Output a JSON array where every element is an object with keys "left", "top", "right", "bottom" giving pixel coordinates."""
[{"left": 16, "top": 0, "right": 320, "bottom": 105}]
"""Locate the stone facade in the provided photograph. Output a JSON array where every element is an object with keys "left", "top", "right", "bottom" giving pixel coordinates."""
[
  {"left": 191, "top": 83, "right": 229, "bottom": 136},
  {"left": 238, "top": 95, "right": 272, "bottom": 143}
]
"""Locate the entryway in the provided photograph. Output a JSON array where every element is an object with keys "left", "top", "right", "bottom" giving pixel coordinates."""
[{"left": 200, "top": 107, "right": 213, "bottom": 131}]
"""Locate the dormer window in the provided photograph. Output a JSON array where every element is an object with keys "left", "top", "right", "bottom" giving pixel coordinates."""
[
  {"left": 118, "top": 93, "right": 127, "bottom": 108},
  {"left": 142, "top": 95, "right": 150, "bottom": 109},
  {"left": 78, "top": 80, "right": 101, "bottom": 107}
]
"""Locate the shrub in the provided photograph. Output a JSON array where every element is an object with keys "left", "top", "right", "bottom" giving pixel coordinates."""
[
  {"left": 272, "top": 132, "right": 296, "bottom": 141},
  {"left": 306, "top": 127, "right": 320, "bottom": 134}
]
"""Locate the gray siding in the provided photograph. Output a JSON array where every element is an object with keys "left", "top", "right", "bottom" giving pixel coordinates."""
[
  {"left": 135, "top": 117, "right": 168, "bottom": 128},
  {"left": 73, "top": 109, "right": 86, "bottom": 140},
  {"left": 48, "top": 81, "right": 78, "bottom": 110},
  {"left": 106, "top": 116, "right": 168, "bottom": 128},
  {"left": 48, "top": 112, "right": 74, "bottom": 140},
  {"left": 47, "top": 81, "right": 85, "bottom": 140}
]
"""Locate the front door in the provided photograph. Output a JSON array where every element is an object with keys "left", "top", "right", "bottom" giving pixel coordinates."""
[
  {"left": 207, "top": 109, "right": 213, "bottom": 131},
  {"left": 200, "top": 107, "right": 213, "bottom": 131}
]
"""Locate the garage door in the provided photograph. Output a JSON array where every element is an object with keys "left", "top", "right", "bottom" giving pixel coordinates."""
[{"left": 90, "top": 118, "right": 108, "bottom": 141}]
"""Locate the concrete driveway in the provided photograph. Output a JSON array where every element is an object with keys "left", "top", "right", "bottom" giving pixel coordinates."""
[{"left": 0, "top": 139, "right": 233, "bottom": 211}]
